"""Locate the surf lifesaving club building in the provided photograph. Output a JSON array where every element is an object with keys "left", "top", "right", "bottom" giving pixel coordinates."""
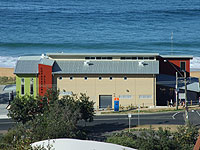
[{"left": 14, "top": 53, "right": 199, "bottom": 109}]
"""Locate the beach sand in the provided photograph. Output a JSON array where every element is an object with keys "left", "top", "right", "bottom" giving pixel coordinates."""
[
  {"left": 190, "top": 71, "right": 200, "bottom": 79},
  {"left": 0, "top": 68, "right": 15, "bottom": 77}
]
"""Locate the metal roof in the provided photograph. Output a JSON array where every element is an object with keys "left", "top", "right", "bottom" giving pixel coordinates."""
[
  {"left": 14, "top": 56, "right": 54, "bottom": 74},
  {"left": 52, "top": 60, "right": 159, "bottom": 75},
  {"left": 161, "top": 55, "right": 193, "bottom": 59},
  {"left": 14, "top": 60, "right": 39, "bottom": 74},
  {"left": 47, "top": 53, "right": 159, "bottom": 57}
]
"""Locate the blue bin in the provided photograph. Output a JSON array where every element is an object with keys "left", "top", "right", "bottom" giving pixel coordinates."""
[{"left": 114, "top": 101, "right": 119, "bottom": 111}]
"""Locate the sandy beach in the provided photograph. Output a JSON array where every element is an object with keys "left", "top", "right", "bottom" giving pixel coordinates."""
[
  {"left": 0, "top": 68, "right": 15, "bottom": 77},
  {"left": 190, "top": 71, "right": 200, "bottom": 79}
]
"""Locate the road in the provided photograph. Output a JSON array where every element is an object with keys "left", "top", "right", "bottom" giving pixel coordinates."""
[{"left": 1, "top": 110, "right": 200, "bottom": 135}]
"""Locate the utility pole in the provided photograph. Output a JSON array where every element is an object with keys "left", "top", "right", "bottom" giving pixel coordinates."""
[
  {"left": 184, "top": 71, "right": 189, "bottom": 123},
  {"left": 171, "top": 31, "right": 174, "bottom": 55},
  {"left": 175, "top": 72, "right": 178, "bottom": 110}
]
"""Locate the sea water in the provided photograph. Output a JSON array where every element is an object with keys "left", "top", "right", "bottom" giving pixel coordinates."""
[{"left": 0, "top": 0, "right": 200, "bottom": 68}]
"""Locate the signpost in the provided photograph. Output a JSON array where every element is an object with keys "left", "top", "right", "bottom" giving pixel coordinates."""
[
  {"left": 128, "top": 113, "right": 131, "bottom": 132},
  {"left": 138, "top": 104, "right": 140, "bottom": 126}
]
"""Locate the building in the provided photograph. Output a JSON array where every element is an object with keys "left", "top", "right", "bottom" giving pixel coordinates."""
[{"left": 14, "top": 53, "right": 199, "bottom": 109}]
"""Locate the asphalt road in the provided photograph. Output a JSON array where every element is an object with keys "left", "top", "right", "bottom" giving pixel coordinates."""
[{"left": 1, "top": 110, "right": 200, "bottom": 135}]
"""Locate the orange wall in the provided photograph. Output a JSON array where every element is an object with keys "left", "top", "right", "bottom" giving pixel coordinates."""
[{"left": 38, "top": 64, "right": 52, "bottom": 96}]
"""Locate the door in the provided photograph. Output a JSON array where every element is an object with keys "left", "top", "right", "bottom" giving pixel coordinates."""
[{"left": 99, "top": 95, "right": 112, "bottom": 109}]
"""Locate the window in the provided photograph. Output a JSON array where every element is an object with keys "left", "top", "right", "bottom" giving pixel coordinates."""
[
  {"left": 30, "top": 78, "right": 34, "bottom": 95},
  {"left": 21, "top": 78, "right": 25, "bottom": 95},
  {"left": 132, "top": 57, "right": 137, "bottom": 60},
  {"left": 138, "top": 57, "right": 143, "bottom": 60},
  {"left": 96, "top": 57, "right": 101, "bottom": 60},
  {"left": 84, "top": 76, "right": 88, "bottom": 80},
  {"left": 59, "top": 76, "right": 62, "bottom": 80},
  {"left": 110, "top": 77, "right": 112, "bottom": 80},
  {"left": 180, "top": 62, "right": 186, "bottom": 71},
  {"left": 119, "top": 95, "right": 132, "bottom": 99},
  {"left": 70, "top": 76, "right": 73, "bottom": 80},
  {"left": 149, "top": 57, "right": 154, "bottom": 60},
  {"left": 99, "top": 76, "right": 102, "bottom": 80},
  {"left": 124, "top": 76, "right": 127, "bottom": 80},
  {"left": 139, "top": 95, "right": 152, "bottom": 99}
]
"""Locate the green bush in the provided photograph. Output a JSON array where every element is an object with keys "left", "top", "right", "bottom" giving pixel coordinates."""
[
  {"left": 106, "top": 124, "right": 199, "bottom": 150},
  {"left": 0, "top": 76, "right": 16, "bottom": 85},
  {"left": 3, "top": 90, "right": 94, "bottom": 149}
]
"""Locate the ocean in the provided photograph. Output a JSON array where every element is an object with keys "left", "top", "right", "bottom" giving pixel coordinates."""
[{"left": 0, "top": 0, "right": 200, "bottom": 68}]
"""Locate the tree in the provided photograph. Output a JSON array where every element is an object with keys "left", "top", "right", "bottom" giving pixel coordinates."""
[
  {"left": 107, "top": 124, "right": 199, "bottom": 150},
  {"left": 8, "top": 95, "right": 42, "bottom": 124},
  {"left": 4, "top": 90, "right": 94, "bottom": 148},
  {"left": 78, "top": 93, "right": 95, "bottom": 122}
]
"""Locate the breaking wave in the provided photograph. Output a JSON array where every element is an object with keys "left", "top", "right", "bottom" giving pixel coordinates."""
[
  {"left": 0, "top": 56, "right": 19, "bottom": 68},
  {"left": 0, "top": 55, "right": 200, "bottom": 69}
]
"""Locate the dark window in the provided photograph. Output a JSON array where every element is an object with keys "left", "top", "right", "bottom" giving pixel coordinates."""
[
  {"left": 70, "top": 76, "right": 73, "bottom": 80},
  {"left": 96, "top": 57, "right": 101, "bottom": 60},
  {"left": 138, "top": 57, "right": 143, "bottom": 60},
  {"left": 59, "top": 76, "right": 62, "bottom": 80},
  {"left": 99, "top": 76, "right": 102, "bottom": 80},
  {"left": 120, "top": 57, "right": 125, "bottom": 60},
  {"left": 180, "top": 62, "right": 186, "bottom": 71},
  {"left": 30, "top": 78, "right": 34, "bottom": 95},
  {"left": 102, "top": 57, "right": 107, "bottom": 60},
  {"left": 143, "top": 57, "right": 149, "bottom": 60},
  {"left": 84, "top": 76, "right": 88, "bottom": 80},
  {"left": 149, "top": 57, "right": 154, "bottom": 60},
  {"left": 21, "top": 85, "right": 24, "bottom": 95},
  {"left": 110, "top": 77, "right": 113, "bottom": 80},
  {"left": 132, "top": 57, "right": 137, "bottom": 60},
  {"left": 124, "top": 76, "right": 127, "bottom": 80},
  {"left": 125, "top": 57, "right": 131, "bottom": 60},
  {"left": 85, "top": 57, "right": 90, "bottom": 59},
  {"left": 91, "top": 57, "right": 95, "bottom": 59},
  {"left": 21, "top": 78, "right": 25, "bottom": 95},
  {"left": 107, "top": 57, "right": 112, "bottom": 60}
]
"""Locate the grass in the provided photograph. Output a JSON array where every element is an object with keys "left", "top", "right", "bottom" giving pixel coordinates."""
[
  {"left": 0, "top": 76, "right": 16, "bottom": 85},
  {"left": 129, "top": 124, "right": 180, "bottom": 132},
  {"left": 100, "top": 105, "right": 200, "bottom": 114}
]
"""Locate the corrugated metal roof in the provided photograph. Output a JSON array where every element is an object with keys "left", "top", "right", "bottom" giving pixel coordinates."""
[
  {"left": 40, "top": 58, "right": 54, "bottom": 66},
  {"left": 14, "top": 57, "right": 54, "bottom": 74},
  {"left": 14, "top": 60, "right": 39, "bottom": 74},
  {"left": 161, "top": 55, "right": 193, "bottom": 59},
  {"left": 52, "top": 60, "right": 159, "bottom": 74},
  {"left": 47, "top": 53, "right": 159, "bottom": 57}
]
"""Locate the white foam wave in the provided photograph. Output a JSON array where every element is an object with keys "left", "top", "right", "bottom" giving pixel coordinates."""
[
  {"left": 0, "top": 56, "right": 19, "bottom": 68},
  {"left": 190, "top": 57, "right": 200, "bottom": 69},
  {"left": 0, "top": 55, "right": 200, "bottom": 69}
]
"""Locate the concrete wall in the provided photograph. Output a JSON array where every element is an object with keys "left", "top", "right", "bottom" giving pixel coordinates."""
[
  {"left": 55, "top": 74, "right": 156, "bottom": 109},
  {"left": 16, "top": 74, "right": 38, "bottom": 97}
]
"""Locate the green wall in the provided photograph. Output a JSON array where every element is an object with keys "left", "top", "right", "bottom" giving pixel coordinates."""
[{"left": 16, "top": 74, "right": 38, "bottom": 97}]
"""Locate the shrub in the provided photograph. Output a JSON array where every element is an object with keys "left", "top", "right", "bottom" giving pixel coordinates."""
[
  {"left": 106, "top": 124, "right": 199, "bottom": 150},
  {"left": 4, "top": 90, "right": 94, "bottom": 148}
]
